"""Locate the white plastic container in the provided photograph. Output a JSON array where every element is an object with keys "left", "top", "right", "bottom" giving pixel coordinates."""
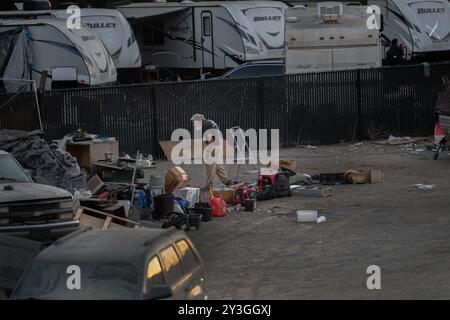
[{"left": 296, "top": 210, "right": 318, "bottom": 223}]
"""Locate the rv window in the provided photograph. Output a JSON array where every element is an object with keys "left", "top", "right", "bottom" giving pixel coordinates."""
[
  {"left": 141, "top": 21, "right": 164, "bottom": 46},
  {"left": 202, "top": 16, "right": 211, "bottom": 36}
]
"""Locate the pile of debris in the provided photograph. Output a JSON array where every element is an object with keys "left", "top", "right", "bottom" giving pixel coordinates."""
[{"left": 0, "top": 129, "right": 86, "bottom": 193}]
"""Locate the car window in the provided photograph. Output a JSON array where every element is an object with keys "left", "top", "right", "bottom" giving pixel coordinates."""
[
  {"left": 257, "top": 65, "right": 284, "bottom": 77},
  {"left": 0, "top": 154, "right": 31, "bottom": 183},
  {"left": 160, "top": 245, "right": 183, "bottom": 284},
  {"left": 14, "top": 262, "right": 139, "bottom": 300},
  {"left": 146, "top": 256, "right": 165, "bottom": 293},
  {"left": 225, "top": 66, "right": 259, "bottom": 79},
  {"left": 202, "top": 16, "right": 211, "bottom": 36},
  {"left": 176, "top": 240, "right": 200, "bottom": 273}
]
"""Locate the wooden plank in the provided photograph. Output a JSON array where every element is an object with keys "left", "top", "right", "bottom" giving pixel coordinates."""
[
  {"left": 74, "top": 208, "right": 83, "bottom": 220},
  {"left": 102, "top": 216, "right": 112, "bottom": 229},
  {"left": 79, "top": 206, "right": 144, "bottom": 228}
]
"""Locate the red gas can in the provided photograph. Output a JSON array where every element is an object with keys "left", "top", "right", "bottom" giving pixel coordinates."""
[{"left": 209, "top": 195, "right": 227, "bottom": 217}]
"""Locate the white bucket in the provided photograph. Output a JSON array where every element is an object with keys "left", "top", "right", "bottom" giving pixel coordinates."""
[{"left": 296, "top": 210, "right": 318, "bottom": 223}]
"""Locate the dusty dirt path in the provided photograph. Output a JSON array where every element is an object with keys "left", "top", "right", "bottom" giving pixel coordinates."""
[{"left": 157, "top": 142, "right": 450, "bottom": 299}]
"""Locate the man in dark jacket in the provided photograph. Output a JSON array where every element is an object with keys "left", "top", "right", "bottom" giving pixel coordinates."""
[{"left": 385, "top": 39, "right": 404, "bottom": 65}]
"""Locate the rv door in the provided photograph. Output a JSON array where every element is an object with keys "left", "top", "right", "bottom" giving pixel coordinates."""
[{"left": 201, "top": 11, "right": 214, "bottom": 69}]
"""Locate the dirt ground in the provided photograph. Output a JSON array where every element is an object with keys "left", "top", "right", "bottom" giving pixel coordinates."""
[{"left": 156, "top": 141, "right": 450, "bottom": 300}]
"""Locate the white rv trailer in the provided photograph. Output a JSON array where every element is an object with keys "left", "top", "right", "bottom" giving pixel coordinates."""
[
  {"left": 0, "top": 18, "right": 117, "bottom": 91},
  {"left": 285, "top": 2, "right": 382, "bottom": 74},
  {"left": 0, "top": 8, "right": 142, "bottom": 71},
  {"left": 288, "top": 0, "right": 450, "bottom": 62},
  {"left": 116, "top": 1, "right": 288, "bottom": 78},
  {"left": 366, "top": 0, "right": 450, "bottom": 61}
]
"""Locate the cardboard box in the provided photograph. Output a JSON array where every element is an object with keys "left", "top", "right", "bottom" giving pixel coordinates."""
[
  {"left": 369, "top": 169, "right": 384, "bottom": 184},
  {"left": 212, "top": 187, "right": 235, "bottom": 203},
  {"left": 165, "top": 166, "right": 189, "bottom": 194},
  {"left": 268, "top": 159, "right": 298, "bottom": 173},
  {"left": 173, "top": 187, "right": 200, "bottom": 208}
]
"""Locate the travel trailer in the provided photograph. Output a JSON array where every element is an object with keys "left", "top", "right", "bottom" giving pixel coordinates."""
[
  {"left": 285, "top": 2, "right": 382, "bottom": 74},
  {"left": 116, "top": 1, "right": 288, "bottom": 78},
  {"left": 0, "top": 18, "right": 117, "bottom": 91},
  {"left": 0, "top": 8, "right": 142, "bottom": 72},
  {"left": 366, "top": 0, "right": 450, "bottom": 62}
]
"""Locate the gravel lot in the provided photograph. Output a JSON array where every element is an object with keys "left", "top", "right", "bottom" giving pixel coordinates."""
[{"left": 156, "top": 141, "right": 450, "bottom": 299}]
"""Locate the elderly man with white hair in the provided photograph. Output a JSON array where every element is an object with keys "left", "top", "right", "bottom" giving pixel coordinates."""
[{"left": 191, "top": 114, "right": 232, "bottom": 188}]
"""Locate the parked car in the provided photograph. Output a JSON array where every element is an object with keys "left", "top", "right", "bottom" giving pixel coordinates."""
[
  {"left": 0, "top": 151, "right": 78, "bottom": 240},
  {"left": 0, "top": 235, "right": 43, "bottom": 299},
  {"left": 11, "top": 228, "right": 206, "bottom": 300},
  {"left": 219, "top": 60, "right": 284, "bottom": 79}
]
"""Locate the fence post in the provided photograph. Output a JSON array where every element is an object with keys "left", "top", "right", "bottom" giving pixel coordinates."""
[
  {"left": 356, "top": 69, "right": 362, "bottom": 140},
  {"left": 151, "top": 84, "right": 159, "bottom": 158},
  {"left": 259, "top": 77, "right": 264, "bottom": 130}
]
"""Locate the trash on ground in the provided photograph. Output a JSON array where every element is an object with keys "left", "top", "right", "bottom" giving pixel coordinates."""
[
  {"left": 404, "top": 143, "right": 426, "bottom": 154},
  {"left": 296, "top": 210, "right": 318, "bottom": 223},
  {"left": 174, "top": 187, "right": 200, "bottom": 208},
  {"left": 373, "top": 135, "right": 425, "bottom": 145},
  {"left": 267, "top": 159, "right": 298, "bottom": 174},
  {"left": 413, "top": 184, "right": 435, "bottom": 190},
  {"left": 76, "top": 207, "right": 147, "bottom": 230},
  {"left": 344, "top": 170, "right": 369, "bottom": 184},
  {"left": 317, "top": 216, "right": 327, "bottom": 224},
  {"left": 290, "top": 185, "right": 333, "bottom": 197},
  {"left": 319, "top": 173, "right": 348, "bottom": 185},
  {"left": 290, "top": 173, "right": 316, "bottom": 185},
  {"left": 305, "top": 145, "right": 318, "bottom": 149}
]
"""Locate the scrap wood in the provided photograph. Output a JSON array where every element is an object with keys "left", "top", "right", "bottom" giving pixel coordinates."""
[{"left": 79, "top": 206, "right": 145, "bottom": 229}]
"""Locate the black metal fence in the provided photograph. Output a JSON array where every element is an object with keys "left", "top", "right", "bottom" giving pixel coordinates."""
[{"left": 1, "top": 63, "right": 449, "bottom": 159}]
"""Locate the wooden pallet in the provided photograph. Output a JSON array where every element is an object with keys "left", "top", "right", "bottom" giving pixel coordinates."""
[{"left": 75, "top": 207, "right": 145, "bottom": 230}]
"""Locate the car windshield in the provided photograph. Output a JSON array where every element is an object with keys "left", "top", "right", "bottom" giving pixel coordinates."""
[
  {"left": 14, "top": 261, "right": 140, "bottom": 300},
  {"left": 0, "top": 154, "right": 31, "bottom": 183}
]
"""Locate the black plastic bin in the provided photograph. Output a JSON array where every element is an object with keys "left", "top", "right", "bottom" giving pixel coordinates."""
[
  {"left": 153, "top": 194, "right": 174, "bottom": 220},
  {"left": 190, "top": 203, "right": 212, "bottom": 222},
  {"left": 186, "top": 214, "right": 202, "bottom": 231}
]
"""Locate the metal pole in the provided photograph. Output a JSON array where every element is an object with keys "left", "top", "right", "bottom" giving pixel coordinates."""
[{"left": 32, "top": 80, "right": 43, "bottom": 132}]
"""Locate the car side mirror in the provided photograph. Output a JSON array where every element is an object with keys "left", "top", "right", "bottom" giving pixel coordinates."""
[{"left": 145, "top": 285, "right": 173, "bottom": 300}]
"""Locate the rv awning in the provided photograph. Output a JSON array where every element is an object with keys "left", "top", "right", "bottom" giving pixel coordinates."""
[{"left": 117, "top": 5, "right": 189, "bottom": 20}]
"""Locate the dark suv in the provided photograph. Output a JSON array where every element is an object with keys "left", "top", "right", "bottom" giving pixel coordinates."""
[
  {"left": 11, "top": 228, "right": 206, "bottom": 300},
  {"left": 0, "top": 151, "right": 78, "bottom": 240}
]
